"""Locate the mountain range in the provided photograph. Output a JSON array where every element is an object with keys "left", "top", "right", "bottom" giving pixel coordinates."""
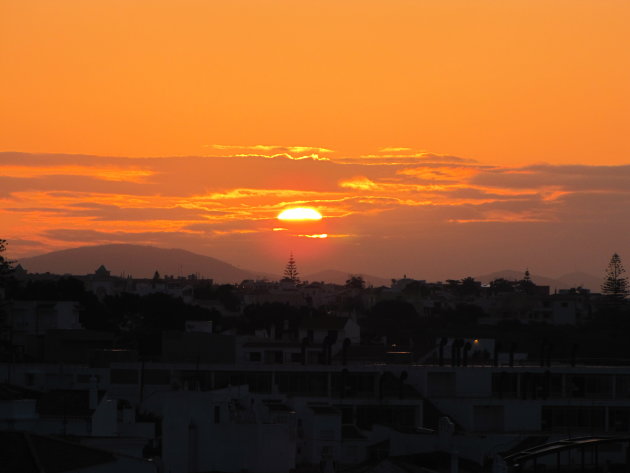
[
  {"left": 18, "top": 244, "right": 268, "bottom": 283},
  {"left": 17, "top": 244, "right": 601, "bottom": 290}
]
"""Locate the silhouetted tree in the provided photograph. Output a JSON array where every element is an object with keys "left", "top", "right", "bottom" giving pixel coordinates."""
[
  {"left": 361, "top": 300, "right": 420, "bottom": 343},
  {"left": 459, "top": 277, "right": 481, "bottom": 297},
  {"left": 519, "top": 269, "right": 536, "bottom": 295},
  {"left": 283, "top": 252, "right": 299, "bottom": 283},
  {"left": 214, "top": 284, "right": 240, "bottom": 312},
  {"left": 370, "top": 299, "right": 418, "bottom": 322},
  {"left": 446, "top": 279, "right": 460, "bottom": 290},
  {"left": 345, "top": 275, "right": 365, "bottom": 289},
  {"left": 0, "top": 239, "right": 15, "bottom": 284},
  {"left": 490, "top": 278, "right": 515, "bottom": 293},
  {"left": 601, "top": 253, "right": 629, "bottom": 299},
  {"left": 402, "top": 280, "right": 431, "bottom": 297},
  {"left": 0, "top": 240, "right": 15, "bottom": 358}
]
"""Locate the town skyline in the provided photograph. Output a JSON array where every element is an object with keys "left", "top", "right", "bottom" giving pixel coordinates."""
[{"left": 7, "top": 241, "right": 607, "bottom": 292}]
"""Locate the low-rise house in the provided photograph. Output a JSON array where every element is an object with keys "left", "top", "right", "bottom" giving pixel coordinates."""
[
  {"left": 478, "top": 292, "right": 589, "bottom": 325},
  {"left": 161, "top": 331, "right": 237, "bottom": 364},
  {"left": 149, "top": 385, "right": 297, "bottom": 473},
  {"left": 299, "top": 317, "right": 360, "bottom": 351},
  {"left": 0, "top": 381, "right": 115, "bottom": 437},
  {"left": 7, "top": 300, "right": 82, "bottom": 336},
  {"left": 26, "top": 330, "right": 115, "bottom": 364},
  {"left": 0, "top": 381, "right": 155, "bottom": 460}
]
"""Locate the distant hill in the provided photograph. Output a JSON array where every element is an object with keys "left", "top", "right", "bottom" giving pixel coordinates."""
[
  {"left": 304, "top": 269, "right": 390, "bottom": 287},
  {"left": 475, "top": 269, "right": 600, "bottom": 291},
  {"left": 18, "top": 244, "right": 274, "bottom": 283},
  {"left": 555, "top": 272, "right": 602, "bottom": 291}
]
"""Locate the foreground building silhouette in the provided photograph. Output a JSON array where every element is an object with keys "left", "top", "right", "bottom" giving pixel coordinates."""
[
  {"left": 5, "top": 350, "right": 630, "bottom": 472},
  {"left": 1, "top": 267, "right": 629, "bottom": 472}
]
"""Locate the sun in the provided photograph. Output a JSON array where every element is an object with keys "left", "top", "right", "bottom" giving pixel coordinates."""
[{"left": 277, "top": 207, "right": 323, "bottom": 221}]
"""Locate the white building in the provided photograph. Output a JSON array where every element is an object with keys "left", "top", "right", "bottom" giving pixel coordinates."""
[
  {"left": 7, "top": 300, "right": 82, "bottom": 335},
  {"left": 5, "top": 358, "right": 630, "bottom": 470},
  {"left": 147, "top": 386, "right": 297, "bottom": 473}
]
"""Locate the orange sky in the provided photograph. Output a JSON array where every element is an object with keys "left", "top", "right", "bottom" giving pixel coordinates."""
[{"left": 1, "top": 1, "right": 630, "bottom": 279}]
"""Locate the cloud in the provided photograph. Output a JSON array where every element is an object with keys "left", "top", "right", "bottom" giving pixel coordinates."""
[
  {"left": 351, "top": 152, "right": 478, "bottom": 165},
  {"left": 40, "top": 228, "right": 209, "bottom": 244},
  {"left": 206, "top": 144, "right": 333, "bottom": 155},
  {"left": 232, "top": 153, "right": 329, "bottom": 161},
  {"left": 339, "top": 177, "right": 379, "bottom": 190},
  {"left": 471, "top": 164, "right": 630, "bottom": 192},
  {"left": 0, "top": 175, "right": 154, "bottom": 196},
  {"left": 62, "top": 203, "right": 206, "bottom": 222},
  {"left": 4, "top": 151, "right": 630, "bottom": 281},
  {"left": 0, "top": 164, "right": 155, "bottom": 182},
  {"left": 380, "top": 147, "right": 412, "bottom": 152}
]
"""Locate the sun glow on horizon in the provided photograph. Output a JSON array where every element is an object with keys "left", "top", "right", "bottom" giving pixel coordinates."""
[{"left": 277, "top": 207, "right": 323, "bottom": 221}]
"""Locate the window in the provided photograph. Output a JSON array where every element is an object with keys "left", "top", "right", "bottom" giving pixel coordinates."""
[
  {"left": 249, "top": 352, "right": 262, "bottom": 362},
  {"left": 541, "top": 406, "right": 605, "bottom": 431},
  {"left": 339, "top": 406, "right": 354, "bottom": 424},
  {"left": 427, "top": 372, "right": 456, "bottom": 397},
  {"left": 345, "top": 446, "right": 358, "bottom": 458},
  {"left": 274, "top": 351, "right": 283, "bottom": 363},
  {"left": 491, "top": 373, "right": 518, "bottom": 398},
  {"left": 276, "top": 372, "right": 328, "bottom": 395},
  {"left": 76, "top": 374, "right": 100, "bottom": 383},
  {"left": 585, "top": 375, "right": 613, "bottom": 398},
  {"left": 609, "top": 408, "right": 630, "bottom": 432},
  {"left": 356, "top": 406, "right": 415, "bottom": 429},
  {"left": 320, "top": 430, "right": 335, "bottom": 441},
  {"left": 615, "top": 376, "right": 630, "bottom": 398},
  {"left": 110, "top": 369, "right": 139, "bottom": 384},
  {"left": 144, "top": 369, "right": 170, "bottom": 385},
  {"left": 332, "top": 372, "right": 376, "bottom": 397}
]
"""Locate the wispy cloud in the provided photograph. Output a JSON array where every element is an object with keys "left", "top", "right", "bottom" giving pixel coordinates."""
[
  {"left": 339, "top": 177, "right": 379, "bottom": 190},
  {"left": 0, "top": 164, "right": 155, "bottom": 182},
  {"left": 298, "top": 234, "right": 328, "bottom": 239},
  {"left": 380, "top": 147, "right": 412, "bottom": 152},
  {"left": 349, "top": 152, "right": 478, "bottom": 165},
  {"left": 205, "top": 144, "right": 333, "bottom": 154},
  {"left": 232, "top": 153, "right": 330, "bottom": 161},
  {"left": 3, "top": 151, "right": 630, "bottom": 278}
]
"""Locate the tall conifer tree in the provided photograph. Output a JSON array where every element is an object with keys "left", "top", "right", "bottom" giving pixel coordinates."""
[
  {"left": 601, "top": 253, "right": 629, "bottom": 298},
  {"left": 283, "top": 252, "right": 299, "bottom": 283}
]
